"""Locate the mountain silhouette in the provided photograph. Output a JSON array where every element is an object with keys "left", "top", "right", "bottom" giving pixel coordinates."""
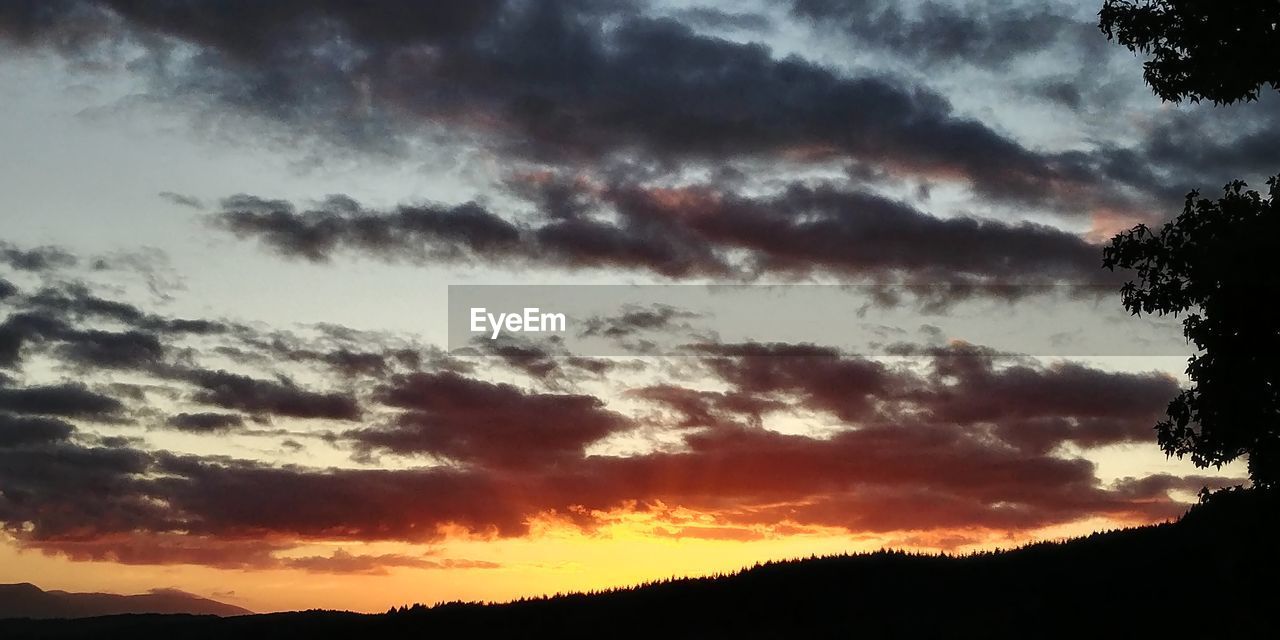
[
  {"left": 0, "top": 583, "right": 250, "bottom": 620},
  {"left": 1, "top": 488, "right": 1274, "bottom": 639}
]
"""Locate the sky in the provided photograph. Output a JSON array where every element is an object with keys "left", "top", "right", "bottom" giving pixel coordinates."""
[{"left": 0, "top": 0, "right": 1276, "bottom": 614}]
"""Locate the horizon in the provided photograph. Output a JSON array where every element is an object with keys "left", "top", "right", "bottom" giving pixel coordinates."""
[
  {"left": 0, "top": 506, "right": 1209, "bottom": 615},
  {"left": 0, "top": 0, "right": 1271, "bottom": 616}
]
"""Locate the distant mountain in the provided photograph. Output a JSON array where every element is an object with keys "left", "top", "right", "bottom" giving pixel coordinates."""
[
  {"left": 1, "top": 488, "right": 1276, "bottom": 638},
  {"left": 0, "top": 583, "right": 250, "bottom": 619}
]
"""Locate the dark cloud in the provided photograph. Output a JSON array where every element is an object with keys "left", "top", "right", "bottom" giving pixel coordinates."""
[
  {"left": 606, "top": 183, "right": 1112, "bottom": 281},
  {"left": 543, "top": 419, "right": 1210, "bottom": 534},
  {"left": 0, "top": 362, "right": 1229, "bottom": 570},
  {"left": 0, "top": 311, "right": 81, "bottom": 368},
  {"left": 0, "top": 442, "right": 162, "bottom": 541},
  {"left": 26, "top": 531, "right": 496, "bottom": 574},
  {"left": 487, "top": 343, "right": 562, "bottom": 380},
  {"left": 532, "top": 213, "right": 731, "bottom": 278},
  {"left": 165, "top": 412, "right": 245, "bottom": 434},
  {"left": 787, "top": 0, "right": 1143, "bottom": 131},
  {"left": 176, "top": 368, "right": 360, "bottom": 422},
  {"left": 149, "top": 454, "right": 531, "bottom": 540},
  {"left": 21, "top": 283, "right": 229, "bottom": 335},
  {"left": 55, "top": 328, "right": 166, "bottom": 370},
  {"left": 0, "top": 261, "right": 412, "bottom": 429},
  {"left": 27, "top": 533, "right": 289, "bottom": 570},
  {"left": 1127, "top": 96, "right": 1280, "bottom": 201},
  {"left": 581, "top": 304, "right": 699, "bottom": 339},
  {"left": 215, "top": 194, "right": 521, "bottom": 264},
  {"left": 630, "top": 385, "right": 787, "bottom": 430},
  {"left": 1035, "top": 79, "right": 1085, "bottom": 111},
  {"left": 690, "top": 342, "right": 902, "bottom": 423},
  {"left": 791, "top": 0, "right": 1105, "bottom": 70},
  {"left": 226, "top": 330, "right": 422, "bottom": 379},
  {"left": 0, "top": 278, "right": 16, "bottom": 300},
  {"left": 0, "top": 242, "right": 1229, "bottom": 570},
  {"left": 0, "top": 381, "right": 125, "bottom": 419},
  {"left": 212, "top": 182, "right": 1114, "bottom": 284},
  {"left": 4, "top": 0, "right": 1270, "bottom": 240},
  {"left": 2, "top": 426, "right": 1220, "bottom": 564},
  {"left": 465, "top": 339, "right": 619, "bottom": 382},
  {"left": 0, "top": 287, "right": 223, "bottom": 370},
  {"left": 670, "top": 7, "right": 770, "bottom": 32},
  {"left": 0, "top": 315, "right": 43, "bottom": 368},
  {"left": 95, "top": 0, "right": 508, "bottom": 55},
  {"left": 681, "top": 342, "right": 1180, "bottom": 453},
  {"left": 158, "top": 191, "right": 204, "bottom": 209},
  {"left": 0, "top": 413, "right": 75, "bottom": 447},
  {"left": 913, "top": 356, "right": 1180, "bottom": 453},
  {"left": 0, "top": 0, "right": 1119, "bottom": 210},
  {"left": 212, "top": 191, "right": 726, "bottom": 277},
  {"left": 0, "top": 242, "right": 77, "bottom": 272},
  {"left": 350, "top": 371, "right": 630, "bottom": 468}
]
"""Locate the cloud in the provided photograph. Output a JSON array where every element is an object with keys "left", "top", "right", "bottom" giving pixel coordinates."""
[
  {"left": 165, "top": 412, "right": 245, "bottom": 434},
  {"left": 688, "top": 342, "right": 899, "bottom": 423},
  {"left": 0, "top": 242, "right": 78, "bottom": 272},
  {"left": 0, "top": 256, "right": 405, "bottom": 428},
  {"left": 580, "top": 304, "right": 699, "bottom": 339},
  {"left": 0, "top": 442, "right": 160, "bottom": 540},
  {"left": 349, "top": 371, "right": 632, "bottom": 468},
  {"left": 278, "top": 550, "right": 499, "bottom": 575},
  {"left": 20, "top": 282, "right": 230, "bottom": 337},
  {"left": 174, "top": 368, "right": 361, "bottom": 422},
  {"left": 55, "top": 329, "right": 166, "bottom": 370},
  {"left": 680, "top": 341, "right": 1179, "bottom": 452},
  {"left": 0, "top": 0, "right": 1121, "bottom": 211},
  {"left": 24, "top": 531, "right": 498, "bottom": 574},
  {"left": 4, "top": 0, "right": 1273, "bottom": 236},
  {"left": 0, "top": 404, "right": 1233, "bottom": 571},
  {"left": 607, "top": 183, "right": 1115, "bottom": 281},
  {"left": 0, "top": 283, "right": 230, "bottom": 370},
  {"left": 791, "top": 0, "right": 1106, "bottom": 71},
  {"left": 29, "top": 534, "right": 288, "bottom": 569},
  {"left": 912, "top": 356, "right": 1180, "bottom": 453},
  {"left": 157, "top": 191, "right": 205, "bottom": 209},
  {"left": 460, "top": 339, "right": 618, "bottom": 384},
  {"left": 0, "top": 381, "right": 125, "bottom": 419},
  {"left": 0, "top": 241, "right": 1232, "bottom": 570},
  {"left": 212, "top": 182, "right": 1116, "bottom": 284},
  {"left": 0, "top": 340, "right": 1198, "bottom": 547},
  {"left": 215, "top": 194, "right": 522, "bottom": 264},
  {"left": 0, "top": 303, "right": 225, "bottom": 373},
  {"left": 0, "top": 413, "right": 75, "bottom": 447}
]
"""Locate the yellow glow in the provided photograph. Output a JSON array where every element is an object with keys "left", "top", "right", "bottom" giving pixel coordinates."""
[{"left": 0, "top": 505, "right": 1173, "bottom": 614}]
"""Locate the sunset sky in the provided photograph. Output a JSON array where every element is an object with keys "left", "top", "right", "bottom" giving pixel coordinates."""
[{"left": 0, "top": 0, "right": 1275, "bottom": 614}]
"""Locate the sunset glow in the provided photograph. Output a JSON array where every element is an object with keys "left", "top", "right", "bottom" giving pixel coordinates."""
[{"left": 1, "top": 0, "right": 1270, "bottom": 621}]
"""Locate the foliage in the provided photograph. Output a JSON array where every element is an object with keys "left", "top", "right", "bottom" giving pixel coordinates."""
[
  {"left": 1104, "top": 178, "right": 1280, "bottom": 486},
  {"left": 1100, "top": 0, "right": 1280, "bottom": 104}
]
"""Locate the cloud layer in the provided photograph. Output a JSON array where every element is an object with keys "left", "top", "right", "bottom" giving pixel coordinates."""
[{"left": 0, "top": 245, "right": 1235, "bottom": 571}]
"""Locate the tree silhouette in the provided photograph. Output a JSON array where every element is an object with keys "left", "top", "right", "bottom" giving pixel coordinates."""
[
  {"left": 1099, "top": 0, "right": 1280, "bottom": 104},
  {"left": 1104, "top": 179, "right": 1280, "bottom": 487},
  {"left": 1100, "top": 2, "right": 1280, "bottom": 487}
]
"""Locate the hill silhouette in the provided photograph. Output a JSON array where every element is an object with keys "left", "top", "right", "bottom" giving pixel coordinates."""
[
  {"left": 0, "top": 584, "right": 250, "bottom": 620},
  {"left": 1, "top": 488, "right": 1274, "bottom": 639}
]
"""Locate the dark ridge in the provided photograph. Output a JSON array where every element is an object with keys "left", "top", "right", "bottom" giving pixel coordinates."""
[
  {"left": 1, "top": 488, "right": 1275, "bottom": 639},
  {"left": 0, "top": 584, "right": 250, "bottom": 620}
]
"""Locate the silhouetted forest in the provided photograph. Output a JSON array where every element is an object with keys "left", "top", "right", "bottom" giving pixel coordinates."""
[{"left": 2, "top": 487, "right": 1274, "bottom": 639}]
